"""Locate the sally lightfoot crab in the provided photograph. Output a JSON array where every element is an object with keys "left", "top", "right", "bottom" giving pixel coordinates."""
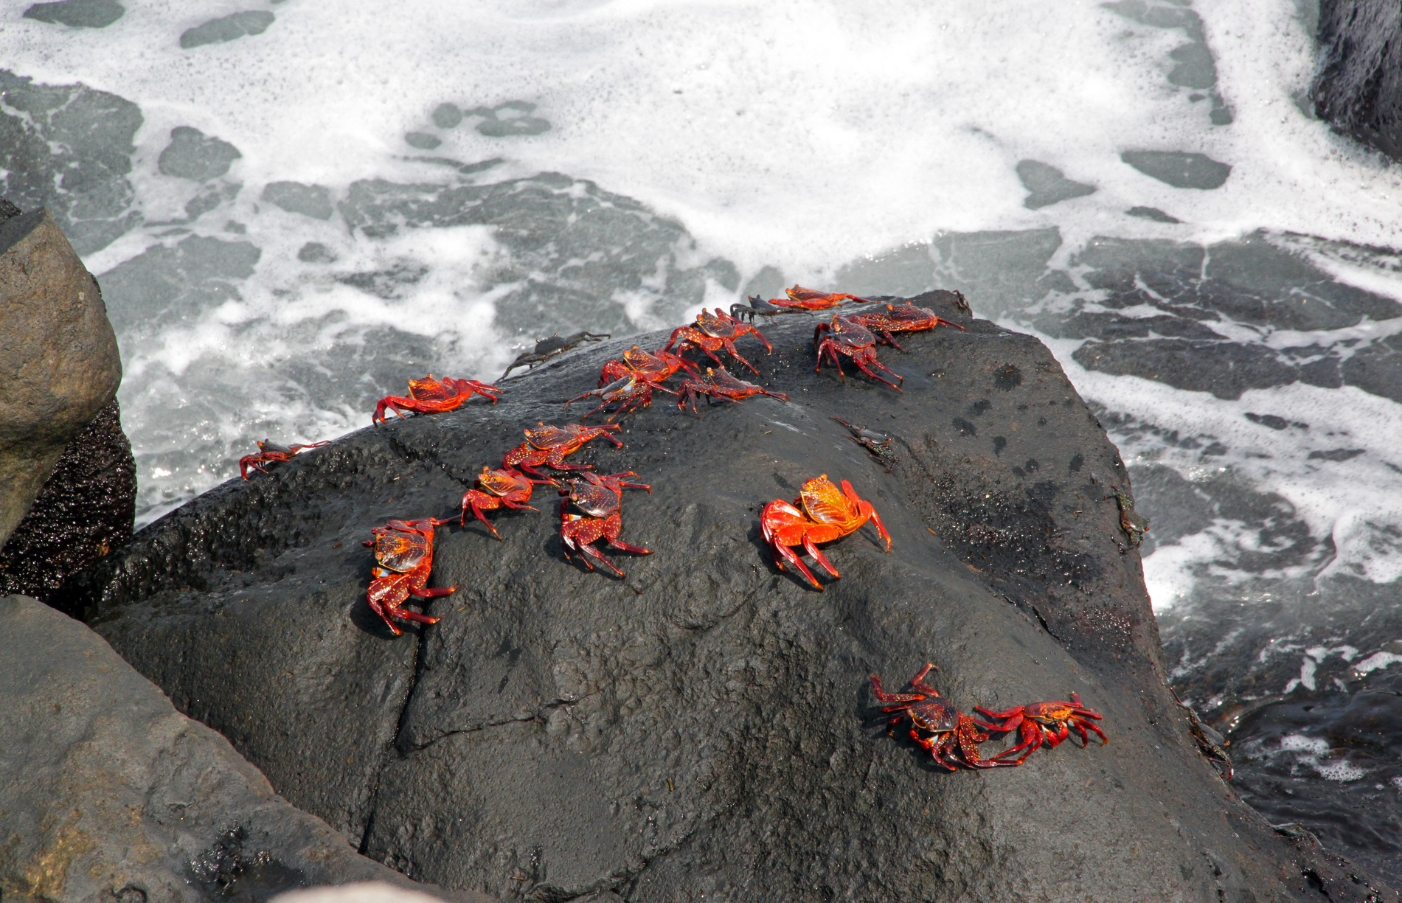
[
  {"left": 665, "top": 308, "right": 772, "bottom": 375},
  {"left": 373, "top": 374, "right": 500, "bottom": 425},
  {"left": 239, "top": 439, "right": 330, "bottom": 479},
  {"left": 676, "top": 367, "right": 790, "bottom": 416},
  {"left": 974, "top": 693, "right": 1108, "bottom": 765},
  {"left": 558, "top": 471, "right": 652, "bottom": 577},
  {"left": 814, "top": 315, "right": 903, "bottom": 391},
  {"left": 760, "top": 474, "right": 890, "bottom": 590},
  {"left": 871, "top": 664, "right": 1011, "bottom": 770},
  {"left": 850, "top": 303, "right": 965, "bottom": 351},
  {"left": 362, "top": 516, "right": 457, "bottom": 634},
  {"left": 460, "top": 466, "right": 553, "bottom": 539},
  {"left": 502, "top": 422, "right": 623, "bottom": 479}
]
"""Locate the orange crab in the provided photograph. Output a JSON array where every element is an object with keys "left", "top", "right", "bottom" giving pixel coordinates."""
[
  {"left": 664, "top": 308, "right": 772, "bottom": 375},
  {"left": 814, "top": 314, "right": 903, "bottom": 392},
  {"left": 597, "top": 346, "right": 698, "bottom": 387},
  {"left": 769, "top": 284, "right": 875, "bottom": 310},
  {"left": 362, "top": 516, "right": 457, "bottom": 634},
  {"left": 974, "top": 693, "right": 1108, "bottom": 765},
  {"left": 676, "top": 367, "right": 790, "bottom": 416},
  {"left": 849, "top": 303, "right": 965, "bottom": 350},
  {"left": 502, "top": 422, "right": 623, "bottom": 480},
  {"left": 558, "top": 471, "right": 652, "bottom": 576},
  {"left": 460, "top": 465, "right": 554, "bottom": 538},
  {"left": 760, "top": 474, "right": 890, "bottom": 589},
  {"left": 373, "top": 374, "right": 500, "bottom": 425},
  {"left": 239, "top": 439, "right": 330, "bottom": 479},
  {"left": 871, "top": 663, "right": 1011, "bottom": 770}
]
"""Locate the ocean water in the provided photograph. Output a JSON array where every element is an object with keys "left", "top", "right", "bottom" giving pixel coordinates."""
[{"left": 6, "top": 0, "right": 1402, "bottom": 881}]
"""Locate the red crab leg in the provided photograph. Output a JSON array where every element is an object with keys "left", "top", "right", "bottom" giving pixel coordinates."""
[
  {"left": 770, "top": 537, "right": 824, "bottom": 589},
  {"left": 909, "top": 664, "right": 940, "bottom": 695},
  {"left": 722, "top": 340, "right": 760, "bottom": 375},
  {"left": 853, "top": 354, "right": 904, "bottom": 392},
  {"left": 800, "top": 534, "right": 841, "bottom": 579},
  {"left": 874, "top": 328, "right": 905, "bottom": 352}
]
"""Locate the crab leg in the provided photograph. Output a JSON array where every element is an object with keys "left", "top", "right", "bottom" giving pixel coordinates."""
[
  {"left": 853, "top": 355, "right": 904, "bottom": 392},
  {"left": 800, "top": 534, "right": 841, "bottom": 579},
  {"left": 771, "top": 539, "right": 823, "bottom": 590},
  {"left": 722, "top": 340, "right": 760, "bottom": 375}
]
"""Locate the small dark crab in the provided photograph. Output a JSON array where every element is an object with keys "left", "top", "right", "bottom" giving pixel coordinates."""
[
  {"left": 239, "top": 439, "right": 330, "bottom": 479},
  {"left": 501, "top": 331, "right": 611, "bottom": 379},
  {"left": 729, "top": 295, "right": 786, "bottom": 323},
  {"left": 559, "top": 471, "right": 652, "bottom": 577},
  {"left": 1106, "top": 485, "right": 1150, "bottom": 549},
  {"left": 830, "top": 417, "right": 897, "bottom": 471},
  {"left": 849, "top": 303, "right": 965, "bottom": 351},
  {"left": 676, "top": 367, "right": 790, "bottom": 416},
  {"left": 814, "top": 314, "right": 903, "bottom": 391},
  {"left": 871, "top": 663, "right": 1011, "bottom": 770}
]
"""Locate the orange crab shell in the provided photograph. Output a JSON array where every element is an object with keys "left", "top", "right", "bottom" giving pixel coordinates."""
[{"left": 760, "top": 475, "right": 891, "bottom": 589}]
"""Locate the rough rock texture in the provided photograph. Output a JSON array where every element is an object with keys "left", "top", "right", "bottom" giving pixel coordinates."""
[
  {"left": 0, "top": 205, "right": 122, "bottom": 549},
  {"left": 0, "top": 594, "right": 487, "bottom": 903},
  {"left": 64, "top": 297, "right": 1396, "bottom": 902},
  {"left": 1314, "top": 0, "right": 1402, "bottom": 162},
  {"left": 0, "top": 396, "right": 135, "bottom": 601}
]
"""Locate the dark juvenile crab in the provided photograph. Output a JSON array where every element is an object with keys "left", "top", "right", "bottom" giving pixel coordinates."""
[
  {"left": 502, "top": 422, "right": 623, "bottom": 480},
  {"left": 1106, "top": 485, "right": 1150, "bottom": 549},
  {"left": 871, "top": 663, "right": 1010, "bottom": 770},
  {"left": 664, "top": 308, "right": 772, "bottom": 375},
  {"left": 676, "top": 367, "right": 790, "bottom": 416},
  {"left": 239, "top": 439, "right": 330, "bottom": 479},
  {"left": 363, "top": 516, "right": 457, "bottom": 634},
  {"left": 830, "top": 417, "right": 897, "bottom": 471},
  {"left": 729, "top": 295, "right": 786, "bottom": 323},
  {"left": 460, "top": 465, "right": 554, "bottom": 539},
  {"left": 814, "top": 314, "right": 903, "bottom": 391},
  {"left": 501, "top": 331, "right": 611, "bottom": 379},
  {"left": 373, "top": 374, "right": 500, "bottom": 425},
  {"left": 974, "top": 693, "right": 1108, "bottom": 765},
  {"left": 559, "top": 471, "right": 652, "bottom": 577},
  {"left": 849, "top": 303, "right": 965, "bottom": 351}
]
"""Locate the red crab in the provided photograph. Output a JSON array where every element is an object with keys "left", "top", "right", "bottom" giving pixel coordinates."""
[
  {"left": 769, "top": 284, "right": 875, "bottom": 310},
  {"left": 558, "top": 471, "right": 652, "bottom": 576},
  {"left": 373, "top": 374, "right": 500, "bottom": 425},
  {"left": 362, "top": 516, "right": 457, "bottom": 634},
  {"left": 974, "top": 693, "right": 1108, "bottom": 765},
  {"left": 597, "top": 346, "right": 698, "bottom": 387},
  {"left": 502, "top": 422, "right": 623, "bottom": 480},
  {"left": 664, "top": 308, "right": 772, "bottom": 375},
  {"left": 460, "top": 465, "right": 553, "bottom": 539},
  {"left": 676, "top": 367, "right": 790, "bottom": 416},
  {"left": 871, "top": 663, "right": 1010, "bottom": 770},
  {"left": 760, "top": 474, "right": 890, "bottom": 590},
  {"left": 239, "top": 439, "right": 330, "bottom": 479},
  {"left": 849, "top": 303, "right": 965, "bottom": 350},
  {"left": 814, "top": 314, "right": 903, "bottom": 392}
]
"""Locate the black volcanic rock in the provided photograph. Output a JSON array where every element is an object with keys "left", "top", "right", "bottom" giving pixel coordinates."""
[
  {"left": 0, "top": 594, "right": 484, "bottom": 903},
  {"left": 1315, "top": 0, "right": 1402, "bottom": 162},
  {"left": 0, "top": 397, "right": 135, "bottom": 602},
  {"left": 63, "top": 295, "right": 1396, "bottom": 901}
]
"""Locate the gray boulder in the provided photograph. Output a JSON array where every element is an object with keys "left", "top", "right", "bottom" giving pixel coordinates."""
[
  {"left": 0, "top": 594, "right": 487, "bottom": 903},
  {"left": 64, "top": 296, "right": 1396, "bottom": 901},
  {"left": 1315, "top": 0, "right": 1402, "bottom": 161},
  {"left": 0, "top": 205, "right": 121, "bottom": 549}
]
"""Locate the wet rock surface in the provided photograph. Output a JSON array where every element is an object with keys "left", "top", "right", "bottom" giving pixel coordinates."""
[
  {"left": 0, "top": 205, "right": 122, "bottom": 548},
  {"left": 62, "top": 295, "right": 1390, "bottom": 902},
  {"left": 0, "top": 594, "right": 483, "bottom": 903},
  {"left": 1314, "top": 0, "right": 1402, "bottom": 162},
  {"left": 0, "top": 397, "right": 135, "bottom": 601}
]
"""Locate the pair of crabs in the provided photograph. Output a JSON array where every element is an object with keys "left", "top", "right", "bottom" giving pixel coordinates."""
[
  {"left": 872, "top": 663, "right": 1108, "bottom": 770},
  {"left": 566, "top": 344, "right": 790, "bottom": 421}
]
